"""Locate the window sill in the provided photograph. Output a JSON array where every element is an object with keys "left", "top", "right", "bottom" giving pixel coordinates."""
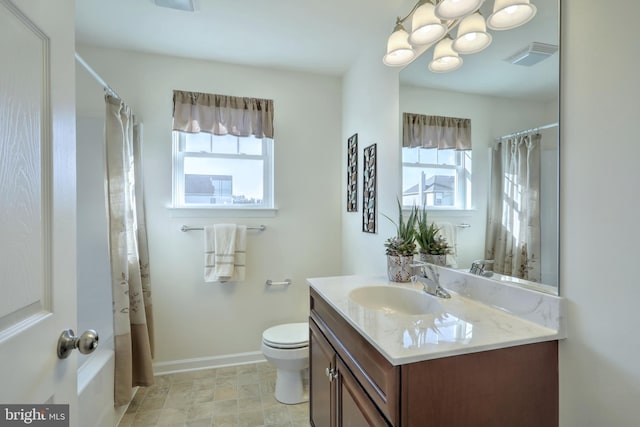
[
  {"left": 168, "top": 206, "right": 278, "bottom": 218},
  {"left": 402, "top": 207, "right": 477, "bottom": 216}
]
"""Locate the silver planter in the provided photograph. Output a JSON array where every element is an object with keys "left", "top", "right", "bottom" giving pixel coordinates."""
[
  {"left": 386, "top": 255, "right": 414, "bottom": 282},
  {"left": 419, "top": 252, "right": 447, "bottom": 266}
]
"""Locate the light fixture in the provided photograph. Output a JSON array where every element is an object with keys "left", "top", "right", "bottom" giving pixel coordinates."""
[
  {"left": 487, "top": 0, "right": 537, "bottom": 30},
  {"left": 153, "top": 0, "right": 196, "bottom": 12},
  {"left": 382, "top": 0, "right": 537, "bottom": 73},
  {"left": 383, "top": 20, "right": 416, "bottom": 67},
  {"left": 452, "top": 12, "right": 492, "bottom": 54},
  {"left": 434, "top": 0, "right": 485, "bottom": 20},
  {"left": 409, "top": 1, "right": 447, "bottom": 45},
  {"left": 429, "top": 37, "right": 463, "bottom": 72}
]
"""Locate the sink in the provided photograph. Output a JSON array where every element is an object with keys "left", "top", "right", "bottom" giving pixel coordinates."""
[{"left": 348, "top": 286, "right": 442, "bottom": 315}]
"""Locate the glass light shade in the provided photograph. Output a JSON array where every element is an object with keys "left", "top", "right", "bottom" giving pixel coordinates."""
[
  {"left": 429, "top": 38, "right": 463, "bottom": 72},
  {"left": 434, "top": 0, "right": 485, "bottom": 20},
  {"left": 383, "top": 25, "right": 415, "bottom": 66},
  {"left": 409, "top": 2, "right": 447, "bottom": 45},
  {"left": 487, "top": 0, "right": 537, "bottom": 30},
  {"left": 452, "top": 12, "right": 492, "bottom": 54}
]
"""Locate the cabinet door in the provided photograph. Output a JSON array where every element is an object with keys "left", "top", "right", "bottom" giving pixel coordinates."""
[
  {"left": 310, "top": 319, "right": 336, "bottom": 427},
  {"left": 337, "top": 358, "right": 390, "bottom": 427}
]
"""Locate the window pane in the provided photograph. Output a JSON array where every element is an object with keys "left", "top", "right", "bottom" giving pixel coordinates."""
[
  {"left": 402, "top": 147, "right": 418, "bottom": 163},
  {"left": 437, "top": 149, "right": 456, "bottom": 165},
  {"left": 419, "top": 148, "right": 437, "bottom": 164},
  {"left": 184, "top": 157, "right": 264, "bottom": 205},
  {"left": 402, "top": 166, "right": 456, "bottom": 207},
  {"left": 238, "top": 136, "right": 263, "bottom": 155},
  {"left": 183, "top": 133, "right": 211, "bottom": 153},
  {"left": 211, "top": 134, "right": 238, "bottom": 154}
]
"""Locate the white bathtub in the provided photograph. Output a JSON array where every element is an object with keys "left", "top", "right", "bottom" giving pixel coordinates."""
[{"left": 78, "top": 338, "right": 127, "bottom": 427}]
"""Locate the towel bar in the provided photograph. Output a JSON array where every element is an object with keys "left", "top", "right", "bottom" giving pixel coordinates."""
[
  {"left": 181, "top": 225, "right": 266, "bottom": 232},
  {"left": 266, "top": 279, "right": 291, "bottom": 286}
]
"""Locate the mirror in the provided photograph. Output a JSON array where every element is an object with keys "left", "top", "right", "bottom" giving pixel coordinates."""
[{"left": 399, "top": 0, "right": 559, "bottom": 294}]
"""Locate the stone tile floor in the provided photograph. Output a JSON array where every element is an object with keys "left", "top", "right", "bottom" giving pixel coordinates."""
[{"left": 118, "top": 362, "right": 310, "bottom": 427}]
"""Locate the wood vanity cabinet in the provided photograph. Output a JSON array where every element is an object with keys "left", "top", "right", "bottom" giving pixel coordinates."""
[{"left": 309, "top": 288, "right": 558, "bottom": 427}]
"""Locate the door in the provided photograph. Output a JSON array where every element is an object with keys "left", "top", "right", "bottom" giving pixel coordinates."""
[
  {"left": 337, "top": 358, "right": 390, "bottom": 427},
  {"left": 310, "top": 319, "right": 336, "bottom": 427},
  {"left": 0, "top": 0, "right": 77, "bottom": 417}
]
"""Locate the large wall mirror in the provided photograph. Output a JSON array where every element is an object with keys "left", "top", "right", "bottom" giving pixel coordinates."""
[{"left": 399, "top": 0, "right": 559, "bottom": 294}]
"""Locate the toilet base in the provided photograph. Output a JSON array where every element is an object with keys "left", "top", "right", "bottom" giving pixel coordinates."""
[{"left": 274, "top": 368, "right": 307, "bottom": 405}]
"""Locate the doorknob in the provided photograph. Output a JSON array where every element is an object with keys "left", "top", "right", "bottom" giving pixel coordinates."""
[{"left": 57, "top": 329, "right": 99, "bottom": 359}]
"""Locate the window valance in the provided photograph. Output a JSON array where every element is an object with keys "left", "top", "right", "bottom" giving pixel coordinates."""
[
  {"left": 172, "top": 90, "right": 274, "bottom": 138},
  {"left": 403, "top": 113, "right": 471, "bottom": 150}
]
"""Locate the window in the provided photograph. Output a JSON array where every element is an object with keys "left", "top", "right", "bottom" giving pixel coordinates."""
[
  {"left": 402, "top": 113, "right": 472, "bottom": 210},
  {"left": 171, "top": 90, "right": 275, "bottom": 209},
  {"left": 173, "top": 132, "right": 273, "bottom": 208},
  {"left": 402, "top": 147, "right": 472, "bottom": 209}
]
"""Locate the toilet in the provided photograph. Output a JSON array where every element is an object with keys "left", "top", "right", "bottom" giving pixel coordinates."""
[{"left": 261, "top": 322, "right": 309, "bottom": 404}]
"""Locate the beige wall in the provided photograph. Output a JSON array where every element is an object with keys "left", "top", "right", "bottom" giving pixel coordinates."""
[{"left": 76, "top": 46, "right": 343, "bottom": 367}]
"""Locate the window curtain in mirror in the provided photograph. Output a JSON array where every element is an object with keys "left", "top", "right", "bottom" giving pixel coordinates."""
[
  {"left": 172, "top": 90, "right": 274, "bottom": 138},
  {"left": 105, "top": 95, "right": 155, "bottom": 406},
  {"left": 485, "top": 133, "right": 541, "bottom": 282},
  {"left": 403, "top": 113, "right": 471, "bottom": 150}
]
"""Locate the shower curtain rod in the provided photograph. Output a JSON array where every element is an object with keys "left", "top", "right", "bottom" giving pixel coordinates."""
[
  {"left": 75, "top": 53, "right": 121, "bottom": 100},
  {"left": 496, "top": 122, "right": 558, "bottom": 141}
]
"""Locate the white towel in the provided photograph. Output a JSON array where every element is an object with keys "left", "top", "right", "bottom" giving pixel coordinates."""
[
  {"left": 204, "top": 224, "right": 247, "bottom": 282},
  {"left": 435, "top": 221, "right": 458, "bottom": 268}
]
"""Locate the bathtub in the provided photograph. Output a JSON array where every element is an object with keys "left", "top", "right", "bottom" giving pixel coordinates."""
[{"left": 77, "top": 337, "right": 127, "bottom": 427}]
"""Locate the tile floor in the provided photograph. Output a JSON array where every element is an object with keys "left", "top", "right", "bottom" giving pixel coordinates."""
[{"left": 118, "top": 362, "right": 310, "bottom": 427}]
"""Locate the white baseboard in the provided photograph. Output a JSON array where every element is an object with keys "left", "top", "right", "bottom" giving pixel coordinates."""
[{"left": 153, "top": 351, "right": 266, "bottom": 376}]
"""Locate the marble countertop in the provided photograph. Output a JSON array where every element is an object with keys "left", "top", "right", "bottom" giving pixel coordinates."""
[{"left": 307, "top": 274, "right": 565, "bottom": 366}]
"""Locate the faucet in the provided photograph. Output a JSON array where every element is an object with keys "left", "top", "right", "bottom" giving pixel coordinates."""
[
  {"left": 469, "top": 259, "right": 494, "bottom": 277},
  {"left": 411, "top": 263, "right": 451, "bottom": 299}
]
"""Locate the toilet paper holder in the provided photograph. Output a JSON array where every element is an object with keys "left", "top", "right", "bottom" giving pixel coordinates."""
[{"left": 266, "top": 279, "right": 292, "bottom": 286}]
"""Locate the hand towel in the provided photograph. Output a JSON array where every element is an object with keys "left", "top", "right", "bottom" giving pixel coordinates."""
[
  {"left": 435, "top": 221, "right": 458, "bottom": 268},
  {"left": 204, "top": 224, "right": 247, "bottom": 282}
]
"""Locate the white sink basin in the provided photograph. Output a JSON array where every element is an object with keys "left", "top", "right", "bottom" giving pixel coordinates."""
[{"left": 348, "top": 286, "right": 442, "bottom": 315}]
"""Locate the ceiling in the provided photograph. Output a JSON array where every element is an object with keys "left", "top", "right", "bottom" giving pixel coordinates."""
[
  {"left": 75, "top": 0, "right": 558, "bottom": 101},
  {"left": 75, "top": 0, "right": 411, "bottom": 76}
]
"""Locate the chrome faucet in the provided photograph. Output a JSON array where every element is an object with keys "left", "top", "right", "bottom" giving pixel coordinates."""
[
  {"left": 411, "top": 263, "right": 451, "bottom": 299},
  {"left": 469, "top": 259, "right": 494, "bottom": 277}
]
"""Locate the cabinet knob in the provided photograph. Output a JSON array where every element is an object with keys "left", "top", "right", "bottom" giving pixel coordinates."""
[{"left": 325, "top": 367, "right": 338, "bottom": 382}]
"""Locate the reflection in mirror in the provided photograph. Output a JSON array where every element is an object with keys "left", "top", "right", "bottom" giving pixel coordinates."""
[{"left": 399, "top": 0, "right": 559, "bottom": 294}]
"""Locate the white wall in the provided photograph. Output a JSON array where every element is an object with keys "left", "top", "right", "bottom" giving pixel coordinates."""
[
  {"left": 559, "top": 1, "right": 640, "bottom": 425},
  {"left": 75, "top": 46, "right": 343, "bottom": 366},
  {"left": 399, "top": 85, "right": 551, "bottom": 269},
  {"left": 341, "top": 46, "right": 401, "bottom": 276},
  {"left": 343, "top": 2, "right": 640, "bottom": 425}
]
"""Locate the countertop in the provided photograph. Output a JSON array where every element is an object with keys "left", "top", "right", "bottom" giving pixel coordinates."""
[{"left": 307, "top": 274, "right": 564, "bottom": 366}]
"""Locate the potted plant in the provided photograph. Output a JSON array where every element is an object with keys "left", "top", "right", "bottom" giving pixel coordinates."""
[
  {"left": 383, "top": 200, "right": 418, "bottom": 282},
  {"left": 415, "top": 207, "right": 452, "bottom": 266}
]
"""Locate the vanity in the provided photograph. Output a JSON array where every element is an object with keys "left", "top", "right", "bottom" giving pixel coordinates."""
[{"left": 307, "top": 273, "right": 564, "bottom": 427}]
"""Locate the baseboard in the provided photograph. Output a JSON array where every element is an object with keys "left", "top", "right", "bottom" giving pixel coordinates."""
[{"left": 153, "top": 351, "right": 266, "bottom": 376}]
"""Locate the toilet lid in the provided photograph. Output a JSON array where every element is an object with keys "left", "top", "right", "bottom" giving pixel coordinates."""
[{"left": 262, "top": 322, "right": 308, "bottom": 349}]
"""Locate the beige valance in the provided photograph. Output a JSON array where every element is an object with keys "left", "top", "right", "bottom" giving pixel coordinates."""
[
  {"left": 172, "top": 90, "right": 274, "bottom": 138},
  {"left": 403, "top": 113, "right": 471, "bottom": 150}
]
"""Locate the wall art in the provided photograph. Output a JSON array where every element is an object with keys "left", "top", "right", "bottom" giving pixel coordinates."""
[
  {"left": 347, "top": 133, "right": 358, "bottom": 212},
  {"left": 362, "top": 143, "right": 377, "bottom": 233}
]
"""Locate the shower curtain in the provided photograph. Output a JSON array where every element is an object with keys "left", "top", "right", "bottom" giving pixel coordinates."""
[
  {"left": 105, "top": 95, "right": 155, "bottom": 406},
  {"left": 485, "top": 133, "right": 541, "bottom": 282}
]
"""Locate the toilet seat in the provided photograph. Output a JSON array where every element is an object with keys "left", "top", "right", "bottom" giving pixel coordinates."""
[{"left": 262, "top": 322, "right": 308, "bottom": 349}]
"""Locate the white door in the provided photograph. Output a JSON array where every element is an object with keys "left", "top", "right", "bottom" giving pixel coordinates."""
[{"left": 0, "top": 0, "right": 78, "bottom": 421}]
